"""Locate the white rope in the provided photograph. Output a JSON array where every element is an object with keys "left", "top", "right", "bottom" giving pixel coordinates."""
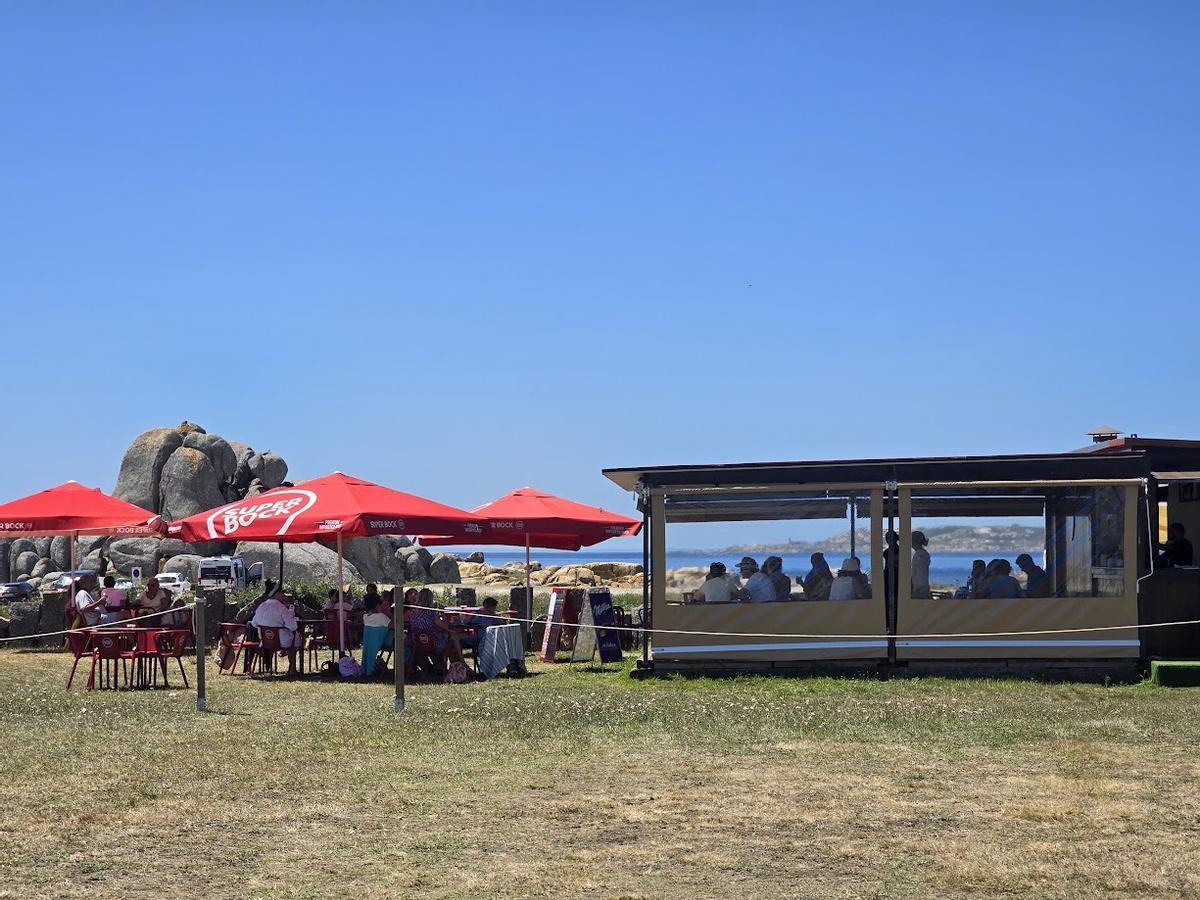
[
  {"left": 397, "top": 601, "right": 1200, "bottom": 642},
  {"left": 0, "top": 602, "right": 197, "bottom": 644}
]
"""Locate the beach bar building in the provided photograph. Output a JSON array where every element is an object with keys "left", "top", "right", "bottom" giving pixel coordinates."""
[{"left": 604, "top": 432, "right": 1200, "bottom": 675}]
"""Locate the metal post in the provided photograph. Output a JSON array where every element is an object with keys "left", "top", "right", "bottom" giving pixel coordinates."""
[
  {"left": 195, "top": 587, "right": 207, "bottom": 711},
  {"left": 394, "top": 570, "right": 406, "bottom": 715},
  {"left": 524, "top": 533, "right": 532, "bottom": 645},
  {"left": 277, "top": 540, "right": 285, "bottom": 590},
  {"left": 69, "top": 533, "right": 77, "bottom": 634},
  {"left": 641, "top": 488, "right": 649, "bottom": 665},
  {"left": 336, "top": 532, "right": 345, "bottom": 654},
  {"left": 849, "top": 492, "right": 857, "bottom": 559}
]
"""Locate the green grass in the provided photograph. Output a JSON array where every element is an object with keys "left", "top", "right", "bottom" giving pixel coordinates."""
[{"left": 1, "top": 650, "right": 1199, "bottom": 898}]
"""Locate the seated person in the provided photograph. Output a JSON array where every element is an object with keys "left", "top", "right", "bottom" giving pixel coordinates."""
[
  {"left": 362, "top": 583, "right": 381, "bottom": 609},
  {"left": 978, "top": 559, "right": 1023, "bottom": 599},
  {"left": 360, "top": 594, "right": 395, "bottom": 672},
  {"left": 98, "top": 575, "right": 128, "bottom": 624},
  {"left": 137, "top": 577, "right": 172, "bottom": 619},
  {"left": 965, "top": 559, "right": 987, "bottom": 598},
  {"left": 803, "top": 553, "right": 834, "bottom": 601},
  {"left": 695, "top": 562, "right": 736, "bottom": 603},
  {"left": 408, "top": 587, "right": 463, "bottom": 663},
  {"left": 73, "top": 574, "right": 105, "bottom": 627},
  {"left": 1015, "top": 554, "right": 1051, "bottom": 598},
  {"left": 461, "top": 597, "right": 502, "bottom": 650},
  {"left": 1159, "top": 523, "right": 1194, "bottom": 567},
  {"left": 829, "top": 558, "right": 871, "bottom": 601},
  {"left": 251, "top": 586, "right": 299, "bottom": 675},
  {"left": 323, "top": 588, "right": 354, "bottom": 611},
  {"left": 734, "top": 557, "right": 776, "bottom": 603},
  {"left": 763, "top": 556, "right": 792, "bottom": 601}
]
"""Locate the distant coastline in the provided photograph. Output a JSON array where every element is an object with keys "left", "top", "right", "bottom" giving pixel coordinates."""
[{"left": 684, "top": 524, "right": 1044, "bottom": 556}]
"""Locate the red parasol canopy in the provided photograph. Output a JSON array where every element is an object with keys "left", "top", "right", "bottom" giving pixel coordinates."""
[
  {"left": 167, "top": 471, "right": 482, "bottom": 543},
  {"left": 0, "top": 481, "right": 163, "bottom": 536},
  {"left": 418, "top": 486, "right": 641, "bottom": 550}
]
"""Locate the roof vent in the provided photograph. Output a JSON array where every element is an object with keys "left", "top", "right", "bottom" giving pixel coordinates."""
[{"left": 1087, "top": 425, "right": 1123, "bottom": 443}]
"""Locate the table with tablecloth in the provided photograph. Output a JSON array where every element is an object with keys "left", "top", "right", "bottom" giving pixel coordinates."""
[{"left": 477, "top": 623, "right": 527, "bottom": 679}]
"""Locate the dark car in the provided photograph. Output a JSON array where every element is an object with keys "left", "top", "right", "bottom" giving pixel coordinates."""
[{"left": 0, "top": 581, "right": 38, "bottom": 601}]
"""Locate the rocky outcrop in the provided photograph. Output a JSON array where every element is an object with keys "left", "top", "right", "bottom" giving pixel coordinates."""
[
  {"left": 341, "top": 536, "right": 409, "bottom": 585},
  {"left": 159, "top": 447, "right": 225, "bottom": 521},
  {"left": 37, "top": 595, "right": 66, "bottom": 642},
  {"left": 0, "top": 539, "right": 9, "bottom": 583},
  {"left": 429, "top": 553, "right": 461, "bottom": 584},
  {"left": 8, "top": 602, "right": 41, "bottom": 644},
  {"left": 248, "top": 452, "right": 288, "bottom": 490},
  {"left": 183, "top": 432, "right": 238, "bottom": 484},
  {"left": 465, "top": 551, "right": 485, "bottom": 564},
  {"left": 113, "top": 427, "right": 184, "bottom": 513},
  {"left": 50, "top": 535, "right": 72, "bottom": 571},
  {"left": 234, "top": 541, "right": 362, "bottom": 585},
  {"left": 13, "top": 551, "right": 39, "bottom": 578},
  {"left": 30, "top": 557, "right": 54, "bottom": 579},
  {"left": 107, "top": 537, "right": 162, "bottom": 575}
]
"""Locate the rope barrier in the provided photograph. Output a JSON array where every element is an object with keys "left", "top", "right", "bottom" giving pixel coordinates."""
[
  {"left": 396, "top": 601, "right": 1200, "bottom": 642},
  {"left": 0, "top": 602, "right": 197, "bottom": 644}
]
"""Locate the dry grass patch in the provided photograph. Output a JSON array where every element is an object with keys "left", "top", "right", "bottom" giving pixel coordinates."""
[{"left": 1, "top": 651, "right": 1199, "bottom": 898}]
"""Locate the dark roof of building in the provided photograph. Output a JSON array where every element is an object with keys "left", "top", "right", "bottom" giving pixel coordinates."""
[{"left": 603, "top": 438, "right": 1200, "bottom": 492}]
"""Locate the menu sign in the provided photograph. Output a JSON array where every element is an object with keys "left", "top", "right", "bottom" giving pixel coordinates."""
[
  {"left": 588, "top": 588, "right": 624, "bottom": 664},
  {"left": 539, "top": 593, "right": 565, "bottom": 663}
]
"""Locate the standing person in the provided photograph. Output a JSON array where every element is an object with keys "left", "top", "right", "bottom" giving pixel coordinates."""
[
  {"left": 1159, "top": 523, "right": 1194, "bottom": 567},
  {"left": 911, "top": 531, "right": 932, "bottom": 599},
  {"left": 802, "top": 553, "right": 834, "bottom": 601},
  {"left": 695, "top": 562, "right": 736, "bottom": 603},
  {"left": 883, "top": 531, "right": 900, "bottom": 606},
  {"left": 250, "top": 585, "right": 299, "bottom": 675},
  {"left": 1015, "top": 554, "right": 1051, "bottom": 598},
  {"left": 73, "top": 574, "right": 105, "bottom": 627}
]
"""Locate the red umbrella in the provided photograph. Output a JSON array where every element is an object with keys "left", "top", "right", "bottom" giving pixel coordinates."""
[
  {"left": 418, "top": 486, "right": 642, "bottom": 613},
  {"left": 0, "top": 480, "right": 164, "bottom": 611},
  {"left": 167, "top": 471, "right": 484, "bottom": 652},
  {"left": 0, "top": 481, "right": 163, "bottom": 537}
]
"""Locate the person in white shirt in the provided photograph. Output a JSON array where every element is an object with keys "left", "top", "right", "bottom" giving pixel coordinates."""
[
  {"left": 695, "top": 562, "right": 736, "bottom": 603},
  {"left": 830, "top": 558, "right": 871, "bottom": 601},
  {"left": 323, "top": 588, "right": 354, "bottom": 611},
  {"left": 734, "top": 557, "right": 776, "bottom": 603},
  {"left": 911, "top": 530, "right": 932, "bottom": 599},
  {"left": 251, "top": 587, "right": 299, "bottom": 674},
  {"left": 73, "top": 574, "right": 105, "bottom": 627}
]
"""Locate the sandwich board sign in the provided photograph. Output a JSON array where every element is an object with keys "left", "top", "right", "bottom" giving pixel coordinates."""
[
  {"left": 570, "top": 589, "right": 623, "bottom": 664},
  {"left": 539, "top": 593, "right": 565, "bottom": 663}
]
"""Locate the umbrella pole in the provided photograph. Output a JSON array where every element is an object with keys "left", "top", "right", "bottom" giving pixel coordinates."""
[
  {"left": 525, "top": 533, "right": 532, "bottom": 646},
  {"left": 337, "top": 532, "right": 345, "bottom": 655},
  {"left": 69, "top": 532, "right": 77, "bottom": 637},
  {"left": 395, "top": 551, "right": 406, "bottom": 715},
  {"left": 277, "top": 541, "right": 284, "bottom": 590}
]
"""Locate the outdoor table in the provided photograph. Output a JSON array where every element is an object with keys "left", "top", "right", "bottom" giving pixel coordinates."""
[
  {"left": 86, "top": 626, "right": 164, "bottom": 690},
  {"left": 477, "top": 623, "right": 526, "bottom": 679}
]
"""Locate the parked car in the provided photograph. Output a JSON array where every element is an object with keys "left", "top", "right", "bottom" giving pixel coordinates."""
[
  {"left": 155, "top": 572, "right": 192, "bottom": 595},
  {"left": 48, "top": 570, "right": 96, "bottom": 594},
  {"left": 0, "top": 581, "right": 38, "bottom": 601}
]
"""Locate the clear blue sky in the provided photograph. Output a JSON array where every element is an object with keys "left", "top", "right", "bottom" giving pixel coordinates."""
[{"left": 2, "top": 2, "right": 1197, "bottom": 549}]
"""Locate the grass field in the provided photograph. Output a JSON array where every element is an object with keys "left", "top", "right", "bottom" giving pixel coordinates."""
[{"left": 1, "top": 651, "right": 1199, "bottom": 899}]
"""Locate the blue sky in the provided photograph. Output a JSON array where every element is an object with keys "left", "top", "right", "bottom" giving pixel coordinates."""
[{"left": 2, "top": 2, "right": 1197, "bottom": 549}]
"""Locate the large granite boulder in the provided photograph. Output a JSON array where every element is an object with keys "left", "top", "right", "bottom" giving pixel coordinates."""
[
  {"left": 0, "top": 539, "right": 8, "bottom": 583},
  {"left": 159, "top": 446, "right": 225, "bottom": 521},
  {"left": 12, "top": 550, "right": 39, "bottom": 578},
  {"left": 248, "top": 452, "right": 288, "bottom": 490},
  {"left": 32, "top": 537, "right": 51, "bottom": 557},
  {"left": 162, "top": 553, "right": 202, "bottom": 584},
  {"left": 106, "top": 537, "right": 161, "bottom": 575},
  {"left": 49, "top": 535, "right": 72, "bottom": 571},
  {"left": 341, "top": 536, "right": 412, "bottom": 584},
  {"left": 546, "top": 565, "right": 597, "bottom": 586},
  {"left": 183, "top": 431, "right": 239, "bottom": 485},
  {"left": 466, "top": 551, "right": 486, "bottom": 564},
  {"left": 175, "top": 420, "right": 206, "bottom": 437},
  {"left": 587, "top": 561, "right": 644, "bottom": 580},
  {"left": 228, "top": 440, "right": 255, "bottom": 490},
  {"left": 114, "top": 427, "right": 185, "bottom": 513},
  {"left": 397, "top": 545, "right": 435, "bottom": 583},
  {"left": 429, "top": 553, "right": 461, "bottom": 584},
  {"left": 30, "top": 557, "right": 55, "bottom": 579},
  {"left": 234, "top": 541, "right": 362, "bottom": 585}
]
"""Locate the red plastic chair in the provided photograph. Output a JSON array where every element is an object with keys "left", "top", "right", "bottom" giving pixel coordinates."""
[
  {"left": 65, "top": 630, "right": 93, "bottom": 690},
  {"left": 257, "top": 626, "right": 297, "bottom": 675},
  {"left": 219, "top": 623, "right": 259, "bottom": 676},
  {"left": 87, "top": 631, "right": 135, "bottom": 690},
  {"left": 152, "top": 629, "right": 190, "bottom": 688},
  {"left": 307, "top": 610, "right": 344, "bottom": 669}
]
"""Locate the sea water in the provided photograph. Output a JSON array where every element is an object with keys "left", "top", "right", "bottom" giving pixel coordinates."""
[{"left": 475, "top": 549, "right": 1007, "bottom": 588}]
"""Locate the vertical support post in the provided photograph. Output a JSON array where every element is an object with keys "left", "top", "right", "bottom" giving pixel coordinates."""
[
  {"left": 395, "top": 544, "right": 406, "bottom": 714},
  {"left": 195, "top": 587, "right": 207, "bottom": 711},
  {"left": 336, "top": 532, "right": 345, "bottom": 654},
  {"left": 69, "top": 533, "right": 77, "bottom": 633},
  {"left": 277, "top": 541, "right": 285, "bottom": 591},
  {"left": 641, "top": 488, "right": 650, "bottom": 665},
  {"left": 896, "top": 486, "right": 912, "bottom": 666},
  {"left": 849, "top": 492, "right": 857, "bottom": 559},
  {"left": 886, "top": 480, "right": 898, "bottom": 664},
  {"left": 524, "top": 533, "right": 532, "bottom": 643},
  {"left": 650, "top": 490, "right": 667, "bottom": 663}
]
